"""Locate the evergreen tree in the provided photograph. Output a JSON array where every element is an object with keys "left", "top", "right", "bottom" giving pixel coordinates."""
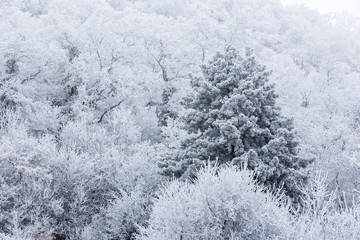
[{"left": 160, "top": 46, "right": 313, "bottom": 201}]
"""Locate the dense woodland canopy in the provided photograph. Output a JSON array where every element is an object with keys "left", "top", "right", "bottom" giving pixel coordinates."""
[{"left": 0, "top": 0, "right": 360, "bottom": 239}]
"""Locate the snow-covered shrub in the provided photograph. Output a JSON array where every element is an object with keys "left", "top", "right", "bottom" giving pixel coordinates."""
[
  {"left": 291, "top": 171, "right": 360, "bottom": 239},
  {"left": 293, "top": 205, "right": 360, "bottom": 240},
  {"left": 32, "top": 109, "right": 162, "bottom": 239},
  {"left": 140, "top": 165, "right": 292, "bottom": 240},
  {"left": 0, "top": 111, "right": 57, "bottom": 239},
  {"left": 78, "top": 142, "right": 164, "bottom": 240},
  {"left": 0, "top": 109, "right": 164, "bottom": 239}
]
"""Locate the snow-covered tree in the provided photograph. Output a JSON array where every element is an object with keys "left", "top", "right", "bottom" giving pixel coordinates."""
[
  {"left": 140, "top": 165, "right": 292, "bottom": 240},
  {"left": 161, "top": 47, "right": 313, "bottom": 201}
]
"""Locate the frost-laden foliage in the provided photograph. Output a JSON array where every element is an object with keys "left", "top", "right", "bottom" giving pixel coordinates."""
[
  {"left": 52, "top": 108, "right": 163, "bottom": 239},
  {"left": 291, "top": 171, "right": 360, "bottom": 239},
  {"left": 0, "top": 110, "right": 163, "bottom": 239},
  {"left": 140, "top": 165, "right": 292, "bottom": 240},
  {"left": 141, "top": 166, "right": 360, "bottom": 240},
  {"left": 1, "top": 0, "right": 360, "bottom": 197},
  {"left": 0, "top": 111, "right": 57, "bottom": 239},
  {"left": 161, "top": 47, "right": 313, "bottom": 202}
]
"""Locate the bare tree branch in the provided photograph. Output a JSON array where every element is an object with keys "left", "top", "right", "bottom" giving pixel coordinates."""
[
  {"left": 97, "top": 99, "right": 126, "bottom": 123},
  {"left": 21, "top": 69, "right": 42, "bottom": 84},
  {"left": 153, "top": 53, "right": 169, "bottom": 82}
]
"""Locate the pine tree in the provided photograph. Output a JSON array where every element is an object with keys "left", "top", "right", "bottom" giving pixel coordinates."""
[{"left": 160, "top": 46, "right": 313, "bottom": 201}]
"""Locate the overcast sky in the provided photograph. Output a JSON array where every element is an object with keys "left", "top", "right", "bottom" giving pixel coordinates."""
[{"left": 280, "top": 0, "right": 360, "bottom": 16}]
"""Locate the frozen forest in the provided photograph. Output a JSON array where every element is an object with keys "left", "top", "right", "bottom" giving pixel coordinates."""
[{"left": 1, "top": 0, "right": 360, "bottom": 239}]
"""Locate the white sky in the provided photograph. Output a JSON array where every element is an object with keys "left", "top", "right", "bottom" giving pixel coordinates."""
[{"left": 280, "top": 0, "right": 360, "bottom": 16}]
